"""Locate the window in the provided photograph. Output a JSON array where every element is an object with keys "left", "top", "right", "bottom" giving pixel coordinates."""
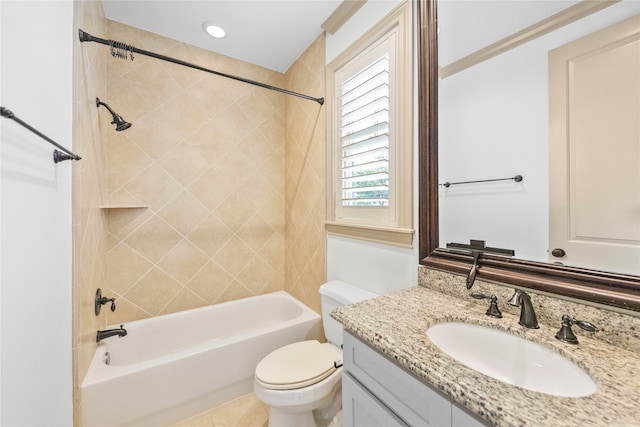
[
  {"left": 326, "top": 2, "right": 413, "bottom": 247},
  {"left": 341, "top": 53, "right": 390, "bottom": 207}
]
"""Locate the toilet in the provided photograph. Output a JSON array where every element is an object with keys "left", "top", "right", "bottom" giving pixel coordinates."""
[{"left": 254, "top": 280, "right": 378, "bottom": 427}]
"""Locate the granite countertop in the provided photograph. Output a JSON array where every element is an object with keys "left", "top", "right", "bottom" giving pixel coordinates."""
[{"left": 331, "top": 286, "right": 640, "bottom": 427}]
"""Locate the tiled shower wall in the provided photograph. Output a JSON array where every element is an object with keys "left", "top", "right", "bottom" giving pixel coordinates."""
[
  {"left": 283, "top": 37, "right": 327, "bottom": 315},
  {"left": 102, "top": 22, "right": 288, "bottom": 324},
  {"left": 72, "top": 1, "right": 108, "bottom": 424}
]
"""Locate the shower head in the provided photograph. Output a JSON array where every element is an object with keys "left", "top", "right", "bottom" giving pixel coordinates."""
[{"left": 96, "top": 98, "right": 132, "bottom": 131}]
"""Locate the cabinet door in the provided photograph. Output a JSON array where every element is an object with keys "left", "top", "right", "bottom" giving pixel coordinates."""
[
  {"left": 343, "top": 373, "right": 407, "bottom": 427},
  {"left": 452, "top": 404, "right": 487, "bottom": 427},
  {"left": 344, "top": 332, "right": 452, "bottom": 426}
]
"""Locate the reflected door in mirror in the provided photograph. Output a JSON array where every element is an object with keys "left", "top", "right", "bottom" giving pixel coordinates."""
[{"left": 549, "top": 14, "right": 640, "bottom": 275}]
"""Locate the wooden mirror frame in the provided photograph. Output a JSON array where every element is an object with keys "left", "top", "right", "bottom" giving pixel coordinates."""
[{"left": 417, "top": 0, "right": 640, "bottom": 313}]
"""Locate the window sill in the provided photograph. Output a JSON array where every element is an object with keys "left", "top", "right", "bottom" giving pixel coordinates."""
[{"left": 325, "top": 221, "right": 414, "bottom": 248}]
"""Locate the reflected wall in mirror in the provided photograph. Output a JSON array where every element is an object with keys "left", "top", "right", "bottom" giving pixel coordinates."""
[
  {"left": 437, "top": 0, "right": 640, "bottom": 275},
  {"left": 417, "top": 0, "right": 640, "bottom": 313}
]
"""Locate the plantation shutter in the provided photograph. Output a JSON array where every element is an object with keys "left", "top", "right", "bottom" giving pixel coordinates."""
[
  {"left": 340, "top": 54, "right": 390, "bottom": 207},
  {"left": 326, "top": 3, "right": 413, "bottom": 246}
]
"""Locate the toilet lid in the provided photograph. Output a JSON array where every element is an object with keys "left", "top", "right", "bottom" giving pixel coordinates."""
[{"left": 255, "top": 340, "right": 341, "bottom": 390}]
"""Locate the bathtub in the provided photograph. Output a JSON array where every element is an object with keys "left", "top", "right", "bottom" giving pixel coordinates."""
[{"left": 81, "top": 291, "right": 321, "bottom": 427}]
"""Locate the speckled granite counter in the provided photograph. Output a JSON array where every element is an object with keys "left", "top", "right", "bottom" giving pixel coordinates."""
[{"left": 332, "top": 286, "right": 640, "bottom": 426}]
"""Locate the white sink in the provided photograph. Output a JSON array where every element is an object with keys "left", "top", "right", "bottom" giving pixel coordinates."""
[{"left": 427, "top": 322, "right": 596, "bottom": 397}]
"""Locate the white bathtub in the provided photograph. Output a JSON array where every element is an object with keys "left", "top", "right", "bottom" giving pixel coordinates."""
[{"left": 81, "top": 291, "right": 321, "bottom": 427}]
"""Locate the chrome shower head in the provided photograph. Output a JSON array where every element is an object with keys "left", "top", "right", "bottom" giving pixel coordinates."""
[{"left": 96, "top": 97, "right": 132, "bottom": 131}]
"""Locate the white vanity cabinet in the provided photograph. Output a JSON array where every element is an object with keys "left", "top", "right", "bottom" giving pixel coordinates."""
[{"left": 342, "top": 332, "right": 486, "bottom": 427}]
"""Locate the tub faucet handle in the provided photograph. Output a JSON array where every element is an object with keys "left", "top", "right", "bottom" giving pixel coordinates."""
[{"left": 95, "top": 288, "right": 116, "bottom": 315}]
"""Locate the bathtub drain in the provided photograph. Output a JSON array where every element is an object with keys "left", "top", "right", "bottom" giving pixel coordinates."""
[{"left": 103, "top": 351, "right": 111, "bottom": 365}]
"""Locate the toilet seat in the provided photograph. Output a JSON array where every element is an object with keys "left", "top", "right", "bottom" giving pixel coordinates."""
[{"left": 255, "top": 340, "right": 341, "bottom": 390}]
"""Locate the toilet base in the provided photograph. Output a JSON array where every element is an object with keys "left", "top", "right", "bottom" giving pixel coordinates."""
[
  {"left": 268, "top": 407, "right": 316, "bottom": 427},
  {"left": 258, "top": 377, "right": 342, "bottom": 427}
]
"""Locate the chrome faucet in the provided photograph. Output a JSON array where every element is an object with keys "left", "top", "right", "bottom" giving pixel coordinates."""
[
  {"left": 508, "top": 290, "right": 539, "bottom": 329},
  {"left": 96, "top": 325, "right": 127, "bottom": 342}
]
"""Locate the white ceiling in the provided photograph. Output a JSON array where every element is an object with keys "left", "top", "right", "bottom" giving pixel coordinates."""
[{"left": 102, "top": 0, "right": 343, "bottom": 73}]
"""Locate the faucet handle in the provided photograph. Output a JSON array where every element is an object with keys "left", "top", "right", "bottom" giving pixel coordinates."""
[
  {"left": 95, "top": 288, "right": 116, "bottom": 315},
  {"left": 573, "top": 318, "right": 598, "bottom": 332},
  {"left": 555, "top": 314, "right": 598, "bottom": 344},
  {"left": 470, "top": 292, "right": 503, "bottom": 318}
]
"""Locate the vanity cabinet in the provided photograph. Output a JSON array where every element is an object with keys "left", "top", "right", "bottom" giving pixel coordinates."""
[{"left": 342, "top": 332, "right": 486, "bottom": 427}]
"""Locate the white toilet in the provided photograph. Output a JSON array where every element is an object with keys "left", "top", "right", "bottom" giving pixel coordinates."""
[{"left": 254, "top": 280, "right": 378, "bottom": 427}]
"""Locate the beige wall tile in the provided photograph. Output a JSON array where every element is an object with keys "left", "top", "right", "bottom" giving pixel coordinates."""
[
  {"left": 124, "top": 267, "right": 183, "bottom": 315},
  {"left": 123, "top": 163, "right": 183, "bottom": 208},
  {"left": 188, "top": 167, "right": 235, "bottom": 211},
  {"left": 187, "top": 120, "right": 233, "bottom": 165},
  {"left": 187, "top": 261, "right": 233, "bottom": 303},
  {"left": 157, "top": 142, "right": 211, "bottom": 187},
  {"left": 237, "top": 256, "right": 278, "bottom": 294},
  {"left": 125, "top": 113, "right": 185, "bottom": 161},
  {"left": 73, "top": 1, "right": 109, "bottom": 422},
  {"left": 125, "top": 60, "right": 185, "bottom": 107},
  {"left": 160, "top": 288, "right": 207, "bottom": 315},
  {"left": 105, "top": 207, "right": 154, "bottom": 240},
  {"left": 213, "top": 236, "right": 257, "bottom": 277},
  {"left": 124, "top": 215, "right": 183, "bottom": 263},
  {"left": 284, "top": 35, "right": 327, "bottom": 314},
  {"left": 187, "top": 213, "right": 234, "bottom": 257},
  {"left": 237, "top": 214, "right": 276, "bottom": 251},
  {"left": 214, "top": 193, "right": 256, "bottom": 230},
  {"left": 106, "top": 296, "right": 151, "bottom": 325},
  {"left": 104, "top": 133, "right": 154, "bottom": 189},
  {"left": 103, "top": 74, "right": 154, "bottom": 123},
  {"left": 157, "top": 239, "right": 209, "bottom": 284},
  {"left": 260, "top": 234, "right": 285, "bottom": 273},
  {"left": 102, "top": 21, "right": 290, "bottom": 326},
  {"left": 215, "top": 280, "right": 253, "bottom": 304},
  {"left": 157, "top": 190, "right": 209, "bottom": 236},
  {"left": 106, "top": 243, "right": 153, "bottom": 295}
]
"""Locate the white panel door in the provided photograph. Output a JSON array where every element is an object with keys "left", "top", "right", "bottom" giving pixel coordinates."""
[{"left": 549, "top": 14, "right": 640, "bottom": 275}]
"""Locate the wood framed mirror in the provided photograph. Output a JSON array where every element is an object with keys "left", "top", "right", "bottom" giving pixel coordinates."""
[{"left": 417, "top": 0, "right": 640, "bottom": 313}]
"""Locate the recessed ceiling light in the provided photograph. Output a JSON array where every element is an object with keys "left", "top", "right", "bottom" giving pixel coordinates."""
[{"left": 202, "top": 22, "right": 226, "bottom": 39}]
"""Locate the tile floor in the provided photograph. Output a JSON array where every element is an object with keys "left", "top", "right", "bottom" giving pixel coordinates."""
[
  {"left": 170, "top": 393, "right": 269, "bottom": 427},
  {"left": 170, "top": 392, "right": 343, "bottom": 427}
]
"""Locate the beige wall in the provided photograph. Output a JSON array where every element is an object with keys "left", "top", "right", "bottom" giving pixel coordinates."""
[
  {"left": 72, "top": 2, "right": 327, "bottom": 422},
  {"left": 102, "top": 22, "right": 288, "bottom": 324},
  {"left": 72, "top": 1, "right": 109, "bottom": 424},
  {"left": 284, "top": 37, "right": 327, "bottom": 315}
]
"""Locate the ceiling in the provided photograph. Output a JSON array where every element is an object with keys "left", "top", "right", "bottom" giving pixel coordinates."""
[{"left": 102, "top": 0, "right": 343, "bottom": 73}]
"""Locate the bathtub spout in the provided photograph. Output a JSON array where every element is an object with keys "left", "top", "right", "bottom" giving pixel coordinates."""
[{"left": 97, "top": 325, "right": 127, "bottom": 342}]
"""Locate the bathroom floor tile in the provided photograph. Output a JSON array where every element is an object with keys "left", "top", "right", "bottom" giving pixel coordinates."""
[{"left": 170, "top": 392, "right": 268, "bottom": 427}]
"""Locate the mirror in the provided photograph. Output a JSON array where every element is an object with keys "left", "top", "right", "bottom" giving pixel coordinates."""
[
  {"left": 438, "top": 0, "right": 640, "bottom": 274},
  {"left": 417, "top": 0, "right": 640, "bottom": 312}
]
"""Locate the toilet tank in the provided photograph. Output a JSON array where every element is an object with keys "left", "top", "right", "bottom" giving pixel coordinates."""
[{"left": 319, "top": 280, "right": 379, "bottom": 347}]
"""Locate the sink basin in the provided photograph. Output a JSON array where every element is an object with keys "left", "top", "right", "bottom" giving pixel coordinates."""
[{"left": 427, "top": 322, "right": 596, "bottom": 397}]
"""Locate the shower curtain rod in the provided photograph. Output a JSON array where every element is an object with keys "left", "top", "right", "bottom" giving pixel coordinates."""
[{"left": 78, "top": 30, "right": 325, "bottom": 105}]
